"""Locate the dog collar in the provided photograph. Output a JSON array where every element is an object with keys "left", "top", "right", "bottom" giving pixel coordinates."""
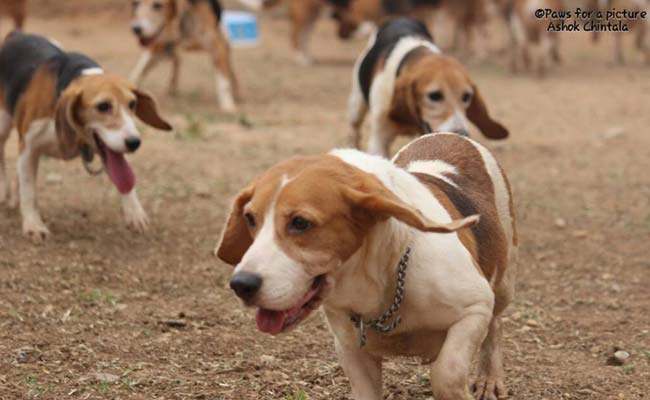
[{"left": 350, "top": 246, "right": 411, "bottom": 348}]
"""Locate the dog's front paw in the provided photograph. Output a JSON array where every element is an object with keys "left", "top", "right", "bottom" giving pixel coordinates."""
[
  {"left": 124, "top": 206, "right": 149, "bottom": 233},
  {"left": 22, "top": 217, "right": 50, "bottom": 242},
  {"left": 472, "top": 376, "right": 507, "bottom": 400}
]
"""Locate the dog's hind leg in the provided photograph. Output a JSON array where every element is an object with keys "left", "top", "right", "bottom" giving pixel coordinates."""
[
  {"left": 0, "top": 108, "right": 12, "bottom": 205},
  {"left": 289, "top": 0, "right": 321, "bottom": 65},
  {"left": 348, "top": 87, "right": 367, "bottom": 149},
  {"left": 472, "top": 317, "right": 507, "bottom": 400},
  {"left": 168, "top": 52, "right": 181, "bottom": 96},
  {"left": 210, "top": 31, "right": 238, "bottom": 112}
]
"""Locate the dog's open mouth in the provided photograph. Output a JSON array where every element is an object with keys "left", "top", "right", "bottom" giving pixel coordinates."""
[
  {"left": 137, "top": 35, "right": 155, "bottom": 47},
  {"left": 94, "top": 134, "right": 136, "bottom": 194},
  {"left": 256, "top": 274, "right": 327, "bottom": 335}
]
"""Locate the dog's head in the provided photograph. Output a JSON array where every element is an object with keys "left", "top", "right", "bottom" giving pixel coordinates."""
[
  {"left": 390, "top": 54, "right": 509, "bottom": 139},
  {"left": 214, "top": 155, "right": 477, "bottom": 335},
  {"left": 55, "top": 73, "right": 172, "bottom": 193},
  {"left": 130, "top": 0, "right": 176, "bottom": 46}
]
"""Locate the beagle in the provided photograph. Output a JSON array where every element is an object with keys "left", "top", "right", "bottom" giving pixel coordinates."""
[
  {"left": 215, "top": 133, "right": 518, "bottom": 400},
  {"left": 0, "top": 32, "right": 172, "bottom": 241},
  {"left": 130, "top": 0, "right": 239, "bottom": 112},
  {"left": 349, "top": 18, "right": 509, "bottom": 157},
  {"left": 500, "top": 0, "right": 562, "bottom": 76},
  {"left": 0, "top": 0, "right": 27, "bottom": 31}
]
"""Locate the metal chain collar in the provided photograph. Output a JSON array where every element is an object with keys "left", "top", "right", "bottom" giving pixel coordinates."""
[{"left": 351, "top": 247, "right": 411, "bottom": 347}]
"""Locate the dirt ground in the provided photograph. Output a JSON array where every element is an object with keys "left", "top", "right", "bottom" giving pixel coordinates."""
[{"left": 0, "top": 3, "right": 649, "bottom": 400}]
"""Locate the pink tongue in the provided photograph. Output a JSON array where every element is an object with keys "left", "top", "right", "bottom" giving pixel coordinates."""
[
  {"left": 256, "top": 308, "right": 287, "bottom": 335},
  {"left": 104, "top": 148, "right": 136, "bottom": 194}
]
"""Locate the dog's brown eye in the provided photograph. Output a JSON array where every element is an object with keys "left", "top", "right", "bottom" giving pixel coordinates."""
[
  {"left": 288, "top": 216, "right": 312, "bottom": 233},
  {"left": 152, "top": 1, "right": 163, "bottom": 10},
  {"left": 428, "top": 90, "right": 443, "bottom": 102},
  {"left": 129, "top": 100, "right": 137, "bottom": 111},
  {"left": 96, "top": 101, "right": 112, "bottom": 113},
  {"left": 244, "top": 212, "right": 256, "bottom": 228},
  {"left": 462, "top": 92, "right": 473, "bottom": 104}
]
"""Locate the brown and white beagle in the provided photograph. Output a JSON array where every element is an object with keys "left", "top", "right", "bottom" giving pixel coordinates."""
[
  {"left": 0, "top": 32, "right": 172, "bottom": 241},
  {"left": 130, "top": 0, "right": 239, "bottom": 111},
  {"left": 0, "top": 0, "right": 26, "bottom": 31},
  {"left": 349, "top": 18, "right": 509, "bottom": 157},
  {"left": 215, "top": 133, "right": 518, "bottom": 400}
]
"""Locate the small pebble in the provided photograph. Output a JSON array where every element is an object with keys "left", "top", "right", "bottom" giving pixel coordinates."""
[{"left": 607, "top": 350, "right": 630, "bottom": 366}]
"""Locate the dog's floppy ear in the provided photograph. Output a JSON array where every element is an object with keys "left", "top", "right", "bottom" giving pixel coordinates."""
[
  {"left": 214, "top": 183, "right": 256, "bottom": 265},
  {"left": 389, "top": 75, "right": 421, "bottom": 128},
  {"left": 55, "top": 87, "right": 83, "bottom": 159},
  {"left": 467, "top": 85, "right": 509, "bottom": 140},
  {"left": 132, "top": 88, "right": 173, "bottom": 131},
  {"left": 345, "top": 179, "right": 479, "bottom": 234}
]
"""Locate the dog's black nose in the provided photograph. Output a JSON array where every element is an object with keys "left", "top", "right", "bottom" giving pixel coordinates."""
[
  {"left": 230, "top": 272, "right": 262, "bottom": 302},
  {"left": 125, "top": 137, "right": 141, "bottom": 152},
  {"left": 132, "top": 25, "right": 143, "bottom": 36}
]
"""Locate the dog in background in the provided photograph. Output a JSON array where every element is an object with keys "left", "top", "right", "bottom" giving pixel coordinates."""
[
  {"left": 216, "top": 133, "right": 518, "bottom": 400},
  {"left": 349, "top": 18, "right": 509, "bottom": 157},
  {"left": 246, "top": 0, "right": 442, "bottom": 65},
  {"left": 130, "top": 0, "right": 239, "bottom": 111},
  {"left": 0, "top": 32, "right": 172, "bottom": 241},
  {"left": 0, "top": 0, "right": 27, "bottom": 32},
  {"left": 500, "top": 0, "right": 562, "bottom": 76},
  {"left": 598, "top": 0, "right": 650, "bottom": 65}
]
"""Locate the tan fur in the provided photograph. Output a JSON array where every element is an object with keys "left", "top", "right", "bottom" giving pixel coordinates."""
[
  {"left": 0, "top": 0, "right": 27, "bottom": 30},
  {"left": 130, "top": 0, "right": 239, "bottom": 110},
  {"left": 13, "top": 68, "right": 58, "bottom": 152}
]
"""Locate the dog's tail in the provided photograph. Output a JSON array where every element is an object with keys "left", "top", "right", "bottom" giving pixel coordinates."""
[{"left": 235, "top": 0, "right": 282, "bottom": 11}]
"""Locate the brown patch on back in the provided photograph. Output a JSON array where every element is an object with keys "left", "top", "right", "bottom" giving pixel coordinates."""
[
  {"left": 13, "top": 66, "right": 58, "bottom": 150},
  {"left": 394, "top": 134, "right": 510, "bottom": 283}
]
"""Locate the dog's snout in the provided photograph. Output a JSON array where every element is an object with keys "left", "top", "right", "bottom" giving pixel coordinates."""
[
  {"left": 125, "top": 137, "right": 141, "bottom": 152},
  {"left": 452, "top": 128, "right": 470, "bottom": 137},
  {"left": 132, "top": 25, "right": 143, "bottom": 36},
  {"left": 230, "top": 272, "right": 263, "bottom": 302}
]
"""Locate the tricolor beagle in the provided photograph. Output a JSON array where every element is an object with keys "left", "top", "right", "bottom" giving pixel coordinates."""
[
  {"left": 130, "top": 0, "right": 239, "bottom": 111},
  {"left": 0, "top": 32, "right": 172, "bottom": 241},
  {"left": 349, "top": 18, "right": 509, "bottom": 157},
  {"left": 0, "top": 0, "right": 26, "bottom": 31},
  {"left": 215, "top": 133, "right": 518, "bottom": 400}
]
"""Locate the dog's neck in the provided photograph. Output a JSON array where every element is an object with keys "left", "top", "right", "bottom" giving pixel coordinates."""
[{"left": 327, "top": 219, "right": 412, "bottom": 318}]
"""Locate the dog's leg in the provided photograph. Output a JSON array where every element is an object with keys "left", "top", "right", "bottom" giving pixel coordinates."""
[
  {"left": 289, "top": 0, "right": 321, "bottom": 65},
  {"left": 430, "top": 310, "right": 492, "bottom": 400},
  {"left": 169, "top": 52, "right": 181, "bottom": 96},
  {"left": 17, "top": 144, "right": 49, "bottom": 241},
  {"left": 367, "top": 117, "right": 392, "bottom": 158},
  {"left": 0, "top": 109, "right": 12, "bottom": 205},
  {"left": 121, "top": 189, "right": 149, "bottom": 232},
  {"left": 348, "top": 78, "right": 368, "bottom": 149},
  {"left": 209, "top": 29, "right": 238, "bottom": 112},
  {"left": 335, "top": 339, "right": 383, "bottom": 400},
  {"left": 614, "top": 33, "right": 625, "bottom": 65},
  {"left": 472, "top": 317, "right": 506, "bottom": 400},
  {"left": 129, "top": 50, "right": 159, "bottom": 84}
]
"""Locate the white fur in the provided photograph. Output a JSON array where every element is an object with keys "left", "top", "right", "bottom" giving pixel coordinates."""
[
  {"left": 233, "top": 175, "right": 312, "bottom": 310},
  {"left": 92, "top": 109, "right": 139, "bottom": 154},
  {"left": 434, "top": 110, "right": 470, "bottom": 134},
  {"left": 406, "top": 159, "right": 458, "bottom": 187},
  {"left": 369, "top": 37, "right": 440, "bottom": 115},
  {"left": 0, "top": 110, "right": 12, "bottom": 203},
  {"left": 81, "top": 68, "right": 104, "bottom": 76},
  {"left": 121, "top": 189, "right": 148, "bottom": 232},
  {"left": 129, "top": 50, "right": 154, "bottom": 84},
  {"left": 214, "top": 71, "right": 236, "bottom": 112},
  {"left": 18, "top": 119, "right": 58, "bottom": 239}
]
